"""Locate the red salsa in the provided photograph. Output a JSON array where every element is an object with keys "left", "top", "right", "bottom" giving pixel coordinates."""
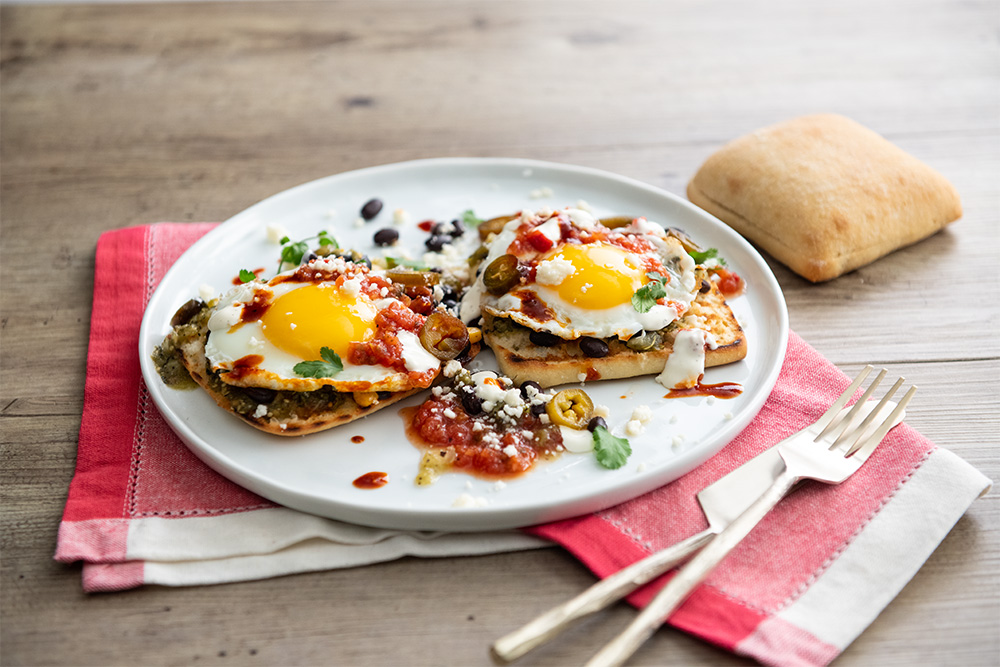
[{"left": 405, "top": 373, "right": 565, "bottom": 479}]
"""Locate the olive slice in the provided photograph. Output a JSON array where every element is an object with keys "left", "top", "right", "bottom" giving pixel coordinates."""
[
  {"left": 419, "top": 311, "right": 470, "bottom": 361},
  {"left": 386, "top": 268, "right": 440, "bottom": 287},
  {"left": 546, "top": 388, "right": 594, "bottom": 430},
  {"left": 483, "top": 254, "right": 521, "bottom": 295}
]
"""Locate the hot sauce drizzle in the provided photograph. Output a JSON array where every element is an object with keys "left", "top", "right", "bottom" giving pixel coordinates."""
[
  {"left": 353, "top": 471, "right": 388, "bottom": 489},
  {"left": 666, "top": 378, "right": 743, "bottom": 400}
]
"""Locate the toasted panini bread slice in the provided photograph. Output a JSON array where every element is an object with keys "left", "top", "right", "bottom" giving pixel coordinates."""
[
  {"left": 153, "top": 300, "right": 478, "bottom": 436},
  {"left": 482, "top": 276, "right": 745, "bottom": 388}
]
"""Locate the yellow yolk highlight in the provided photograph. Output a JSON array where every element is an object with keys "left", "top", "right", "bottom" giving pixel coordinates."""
[
  {"left": 544, "top": 243, "right": 647, "bottom": 310},
  {"left": 260, "top": 283, "right": 377, "bottom": 360}
]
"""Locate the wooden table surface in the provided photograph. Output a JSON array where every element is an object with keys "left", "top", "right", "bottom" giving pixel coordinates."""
[{"left": 2, "top": 1, "right": 997, "bottom": 665}]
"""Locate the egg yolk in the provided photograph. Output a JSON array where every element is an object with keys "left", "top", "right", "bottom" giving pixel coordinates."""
[
  {"left": 260, "top": 283, "right": 377, "bottom": 360},
  {"left": 544, "top": 243, "right": 647, "bottom": 310}
]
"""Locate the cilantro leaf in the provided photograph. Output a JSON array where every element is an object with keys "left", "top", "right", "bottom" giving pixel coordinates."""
[
  {"left": 645, "top": 271, "right": 665, "bottom": 282},
  {"left": 293, "top": 347, "right": 344, "bottom": 378},
  {"left": 688, "top": 247, "right": 726, "bottom": 265},
  {"left": 279, "top": 235, "right": 291, "bottom": 245},
  {"left": 462, "top": 209, "right": 484, "bottom": 227},
  {"left": 238, "top": 269, "right": 257, "bottom": 283},
  {"left": 631, "top": 280, "right": 667, "bottom": 313},
  {"left": 592, "top": 426, "right": 632, "bottom": 469},
  {"left": 280, "top": 240, "right": 309, "bottom": 266},
  {"left": 317, "top": 231, "right": 339, "bottom": 248}
]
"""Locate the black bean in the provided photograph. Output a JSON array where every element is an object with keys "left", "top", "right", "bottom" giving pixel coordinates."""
[
  {"left": 461, "top": 389, "right": 483, "bottom": 416},
  {"left": 587, "top": 416, "right": 608, "bottom": 432},
  {"left": 170, "top": 298, "right": 205, "bottom": 327},
  {"left": 301, "top": 251, "right": 318, "bottom": 265},
  {"left": 373, "top": 228, "right": 399, "bottom": 246},
  {"left": 360, "top": 198, "right": 383, "bottom": 220},
  {"left": 579, "top": 337, "right": 609, "bottom": 358},
  {"left": 377, "top": 391, "right": 393, "bottom": 400},
  {"left": 449, "top": 219, "right": 465, "bottom": 238},
  {"left": 431, "top": 222, "right": 449, "bottom": 236},
  {"left": 243, "top": 387, "right": 277, "bottom": 404},
  {"left": 700, "top": 279, "right": 711, "bottom": 293},
  {"left": 529, "top": 330, "right": 561, "bottom": 347},
  {"left": 530, "top": 402, "right": 547, "bottom": 416},
  {"left": 519, "top": 380, "right": 542, "bottom": 399},
  {"left": 425, "top": 235, "right": 451, "bottom": 252},
  {"left": 466, "top": 316, "right": 482, "bottom": 328}
]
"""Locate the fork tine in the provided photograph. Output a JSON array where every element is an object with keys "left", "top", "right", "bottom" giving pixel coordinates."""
[
  {"left": 813, "top": 365, "right": 873, "bottom": 435},
  {"left": 846, "top": 384, "right": 916, "bottom": 459},
  {"left": 819, "top": 368, "right": 887, "bottom": 445},
  {"left": 837, "top": 376, "right": 903, "bottom": 453}
]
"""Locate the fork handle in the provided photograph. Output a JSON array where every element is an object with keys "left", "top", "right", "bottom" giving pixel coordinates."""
[
  {"left": 491, "top": 529, "right": 715, "bottom": 663},
  {"left": 586, "top": 469, "right": 800, "bottom": 667}
]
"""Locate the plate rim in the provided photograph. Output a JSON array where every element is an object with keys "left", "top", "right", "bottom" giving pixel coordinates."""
[{"left": 138, "top": 156, "right": 789, "bottom": 531}]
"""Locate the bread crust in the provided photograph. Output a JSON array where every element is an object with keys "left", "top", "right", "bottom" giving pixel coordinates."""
[
  {"left": 687, "top": 114, "right": 962, "bottom": 282},
  {"left": 482, "top": 279, "right": 746, "bottom": 388}
]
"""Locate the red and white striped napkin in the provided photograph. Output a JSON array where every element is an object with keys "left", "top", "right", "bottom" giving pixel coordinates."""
[{"left": 57, "top": 223, "right": 990, "bottom": 667}]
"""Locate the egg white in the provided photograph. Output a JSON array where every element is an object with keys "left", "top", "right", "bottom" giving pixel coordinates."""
[
  {"left": 204, "top": 270, "right": 440, "bottom": 392},
  {"left": 470, "top": 208, "right": 698, "bottom": 341}
]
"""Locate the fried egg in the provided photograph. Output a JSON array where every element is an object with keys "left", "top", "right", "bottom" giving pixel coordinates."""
[
  {"left": 204, "top": 257, "right": 440, "bottom": 392},
  {"left": 467, "top": 208, "right": 698, "bottom": 341}
]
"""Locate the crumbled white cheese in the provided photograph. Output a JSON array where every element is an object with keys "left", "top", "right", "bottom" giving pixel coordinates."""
[
  {"left": 198, "top": 284, "right": 216, "bottom": 301},
  {"left": 352, "top": 217, "right": 365, "bottom": 228},
  {"left": 443, "top": 360, "right": 462, "bottom": 378},
  {"left": 593, "top": 404, "right": 610, "bottom": 418},
  {"left": 577, "top": 372, "right": 587, "bottom": 383},
  {"left": 529, "top": 187, "right": 553, "bottom": 199},
  {"left": 567, "top": 208, "right": 598, "bottom": 229},
  {"left": 631, "top": 405, "right": 653, "bottom": 424},
  {"left": 636, "top": 462, "right": 648, "bottom": 473},
  {"left": 452, "top": 493, "right": 489, "bottom": 508},
  {"left": 340, "top": 277, "right": 363, "bottom": 298},
  {"left": 289, "top": 322, "right": 297, "bottom": 330},
  {"left": 265, "top": 223, "right": 289, "bottom": 244},
  {"left": 625, "top": 419, "right": 644, "bottom": 436},
  {"left": 492, "top": 481, "right": 506, "bottom": 492},
  {"left": 393, "top": 208, "right": 409, "bottom": 226},
  {"left": 575, "top": 200, "right": 594, "bottom": 213},
  {"left": 443, "top": 408, "right": 457, "bottom": 419},
  {"left": 706, "top": 396, "right": 717, "bottom": 406},
  {"left": 535, "top": 257, "right": 576, "bottom": 286},
  {"left": 503, "top": 445, "right": 518, "bottom": 457},
  {"left": 248, "top": 336, "right": 266, "bottom": 352},
  {"left": 724, "top": 411, "right": 734, "bottom": 421},
  {"left": 252, "top": 404, "right": 268, "bottom": 419}
]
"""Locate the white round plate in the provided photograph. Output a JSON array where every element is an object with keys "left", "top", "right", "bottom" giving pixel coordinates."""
[{"left": 139, "top": 158, "right": 788, "bottom": 531}]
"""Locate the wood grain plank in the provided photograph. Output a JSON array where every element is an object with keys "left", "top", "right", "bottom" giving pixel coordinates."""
[{"left": 2, "top": 0, "right": 997, "bottom": 665}]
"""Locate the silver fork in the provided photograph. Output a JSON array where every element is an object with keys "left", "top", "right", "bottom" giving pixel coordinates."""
[{"left": 586, "top": 366, "right": 916, "bottom": 667}]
